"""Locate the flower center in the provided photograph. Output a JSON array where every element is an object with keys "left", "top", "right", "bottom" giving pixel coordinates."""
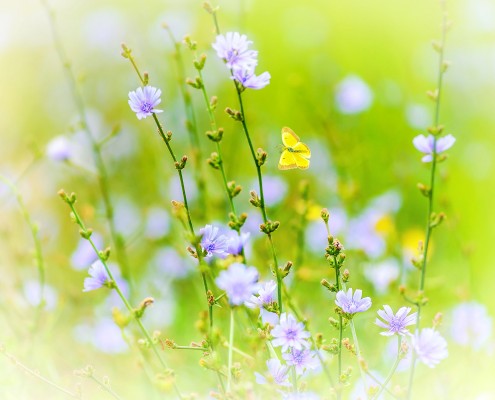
[
  {"left": 140, "top": 101, "right": 153, "bottom": 113},
  {"left": 286, "top": 328, "right": 297, "bottom": 340}
]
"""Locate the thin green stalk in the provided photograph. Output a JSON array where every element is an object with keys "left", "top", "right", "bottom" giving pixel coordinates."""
[
  {"left": 373, "top": 336, "right": 401, "bottom": 400},
  {"left": 333, "top": 255, "right": 343, "bottom": 390},
  {"left": 235, "top": 87, "right": 283, "bottom": 311},
  {"left": 291, "top": 366, "right": 298, "bottom": 393},
  {"left": 227, "top": 308, "right": 235, "bottom": 393},
  {"left": 63, "top": 199, "right": 183, "bottom": 400},
  {"left": 88, "top": 375, "right": 124, "bottom": 400},
  {"left": 207, "top": 8, "right": 282, "bottom": 308},
  {"left": 124, "top": 48, "right": 229, "bottom": 393},
  {"left": 196, "top": 66, "right": 238, "bottom": 218},
  {"left": 222, "top": 341, "right": 255, "bottom": 361},
  {"left": 0, "top": 175, "right": 45, "bottom": 330},
  {"left": 408, "top": 4, "right": 448, "bottom": 399},
  {"left": 1, "top": 347, "right": 81, "bottom": 399},
  {"left": 366, "top": 371, "right": 400, "bottom": 400},
  {"left": 350, "top": 320, "right": 369, "bottom": 399},
  {"left": 283, "top": 289, "right": 335, "bottom": 389},
  {"left": 40, "top": 0, "right": 131, "bottom": 283},
  {"left": 164, "top": 26, "right": 207, "bottom": 219}
]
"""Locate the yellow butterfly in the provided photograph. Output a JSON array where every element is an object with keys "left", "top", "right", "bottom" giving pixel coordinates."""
[{"left": 278, "top": 127, "right": 311, "bottom": 170}]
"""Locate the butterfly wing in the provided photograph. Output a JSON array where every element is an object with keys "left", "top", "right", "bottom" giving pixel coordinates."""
[
  {"left": 292, "top": 141, "right": 311, "bottom": 159},
  {"left": 278, "top": 149, "right": 297, "bottom": 170},
  {"left": 281, "top": 127, "right": 300, "bottom": 148},
  {"left": 294, "top": 153, "right": 310, "bottom": 169}
]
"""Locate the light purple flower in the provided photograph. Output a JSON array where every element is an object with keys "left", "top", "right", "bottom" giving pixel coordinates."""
[
  {"left": 46, "top": 136, "right": 72, "bottom": 161},
  {"left": 282, "top": 348, "right": 319, "bottom": 375},
  {"left": 200, "top": 224, "right": 230, "bottom": 259},
  {"left": 450, "top": 302, "right": 492, "bottom": 350},
  {"left": 71, "top": 233, "right": 104, "bottom": 271},
  {"left": 335, "top": 288, "right": 372, "bottom": 315},
  {"left": 128, "top": 86, "right": 163, "bottom": 120},
  {"left": 412, "top": 134, "right": 456, "bottom": 162},
  {"left": 376, "top": 306, "right": 417, "bottom": 336},
  {"left": 272, "top": 313, "right": 311, "bottom": 352},
  {"left": 412, "top": 328, "right": 448, "bottom": 368},
  {"left": 226, "top": 231, "right": 250, "bottom": 255},
  {"left": 363, "top": 259, "right": 400, "bottom": 294},
  {"left": 215, "top": 263, "right": 259, "bottom": 306},
  {"left": 255, "top": 358, "right": 291, "bottom": 387},
  {"left": 212, "top": 32, "right": 258, "bottom": 69},
  {"left": 83, "top": 260, "right": 110, "bottom": 292},
  {"left": 245, "top": 280, "right": 279, "bottom": 325},
  {"left": 232, "top": 67, "right": 271, "bottom": 90},
  {"left": 335, "top": 75, "right": 373, "bottom": 114}
]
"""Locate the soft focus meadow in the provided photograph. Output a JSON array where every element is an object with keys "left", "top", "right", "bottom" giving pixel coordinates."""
[{"left": 1, "top": 0, "right": 495, "bottom": 399}]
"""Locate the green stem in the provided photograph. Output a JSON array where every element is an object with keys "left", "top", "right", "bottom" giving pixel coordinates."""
[
  {"left": 88, "top": 375, "right": 123, "bottom": 400},
  {"left": 373, "top": 336, "right": 401, "bottom": 400},
  {"left": 366, "top": 370, "right": 400, "bottom": 400},
  {"left": 1, "top": 348, "right": 81, "bottom": 399},
  {"left": 66, "top": 202, "right": 183, "bottom": 399},
  {"left": 408, "top": 4, "right": 448, "bottom": 399},
  {"left": 333, "top": 255, "right": 342, "bottom": 389},
  {"left": 196, "top": 63, "right": 238, "bottom": 219},
  {"left": 291, "top": 366, "right": 298, "bottom": 393},
  {"left": 235, "top": 87, "right": 283, "bottom": 312},
  {"left": 164, "top": 26, "right": 207, "bottom": 220},
  {"left": 0, "top": 175, "right": 45, "bottom": 330},
  {"left": 41, "top": 0, "right": 131, "bottom": 283},
  {"left": 350, "top": 320, "right": 369, "bottom": 399},
  {"left": 222, "top": 341, "right": 255, "bottom": 361},
  {"left": 227, "top": 308, "right": 235, "bottom": 393}
]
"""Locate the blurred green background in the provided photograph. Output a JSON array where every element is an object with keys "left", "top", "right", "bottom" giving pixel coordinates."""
[{"left": 1, "top": 0, "right": 494, "bottom": 398}]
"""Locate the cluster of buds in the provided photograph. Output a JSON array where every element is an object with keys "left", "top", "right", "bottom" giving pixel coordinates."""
[
  {"left": 193, "top": 53, "right": 207, "bottom": 71},
  {"left": 186, "top": 76, "right": 203, "bottom": 90},
  {"left": 207, "top": 152, "right": 221, "bottom": 170},
  {"left": 227, "top": 181, "right": 242, "bottom": 199},
  {"left": 58, "top": 189, "right": 77, "bottom": 205},
  {"left": 260, "top": 220, "right": 280, "bottom": 235},
  {"left": 228, "top": 212, "right": 247, "bottom": 231},
  {"left": 256, "top": 148, "right": 267, "bottom": 166},
  {"left": 134, "top": 297, "right": 155, "bottom": 319},
  {"left": 225, "top": 107, "right": 243, "bottom": 121},
  {"left": 206, "top": 127, "right": 224, "bottom": 142},
  {"left": 279, "top": 261, "right": 293, "bottom": 279},
  {"left": 249, "top": 190, "right": 261, "bottom": 208},
  {"left": 174, "top": 155, "right": 188, "bottom": 170},
  {"left": 183, "top": 35, "right": 197, "bottom": 51}
]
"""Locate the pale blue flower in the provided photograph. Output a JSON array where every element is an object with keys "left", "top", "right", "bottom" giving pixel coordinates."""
[
  {"left": 413, "top": 134, "right": 456, "bottom": 162},
  {"left": 335, "top": 288, "right": 372, "bottom": 315},
  {"left": 282, "top": 348, "right": 319, "bottom": 375},
  {"left": 71, "top": 233, "right": 104, "bottom": 271},
  {"left": 232, "top": 67, "right": 271, "bottom": 90},
  {"left": 200, "top": 224, "right": 230, "bottom": 259},
  {"left": 450, "top": 302, "right": 492, "bottom": 350},
  {"left": 272, "top": 313, "right": 311, "bottom": 352},
  {"left": 83, "top": 260, "right": 109, "bottom": 292},
  {"left": 46, "top": 136, "right": 72, "bottom": 161},
  {"left": 376, "top": 305, "right": 417, "bottom": 336},
  {"left": 226, "top": 231, "right": 250, "bottom": 255},
  {"left": 245, "top": 280, "right": 279, "bottom": 325},
  {"left": 215, "top": 263, "right": 259, "bottom": 306},
  {"left": 255, "top": 358, "right": 291, "bottom": 387},
  {"left": 128, "top": 86, "right": 163, "bottom": 120},
  {"left": 412, "top": 328, "right": 448, "bottom": 368},
  {"left": 335, "top": 75, "right": 373, "bottom": 114},
  {"left": 212, "top": 32, "right": 258, "bottom": 69}
]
